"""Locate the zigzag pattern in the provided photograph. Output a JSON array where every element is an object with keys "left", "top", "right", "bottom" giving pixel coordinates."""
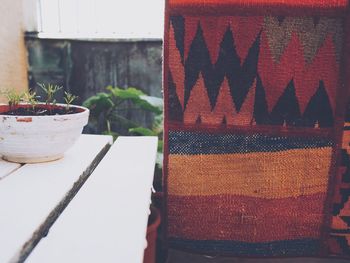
[
  {"left": 184, "top": 16, "right": 263, "bottom": 64},
  {"left": 168, "top": 71, "right": 184, "bottom": 122},
  {"left": 255, "top": 76, "right": 334, "bottom": 127},
  {"left": 184, "top": 23, "right": 260, "bottom": 111},
  {"left": 170, "top": 16, "right": 185, "bottom": 63},
  {"left": 263, "top": 16, "right": 343, "bottom": 63},
  {"left": 259, "top": 31, "right": 339, "bottom": 113},
  {"left": 184, "top": 74, "right": 256, "bottom": 125},
  {"left": 169, "top": 21, "right": 185, "bottom": 108},
  {"left": 167, "top": 15, "right": 341, "bottom": 128}
]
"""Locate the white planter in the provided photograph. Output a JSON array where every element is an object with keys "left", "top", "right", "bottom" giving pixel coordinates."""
[{"left": 0, "top": 104, "right": 89, "bottom": 163}]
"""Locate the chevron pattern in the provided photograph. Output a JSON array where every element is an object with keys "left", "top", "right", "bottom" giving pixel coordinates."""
[
  {"left": 263, "top": 16, "right": 343, "bottom": 64},
  {"left": 164, "top": 8, "right": 349, "bottom": 259},
  {"left": 255, "top": 76, "right": 334, "bottom": 127},
  {"left": 167, "top": 15, "right": 342, "bottom": 128}
]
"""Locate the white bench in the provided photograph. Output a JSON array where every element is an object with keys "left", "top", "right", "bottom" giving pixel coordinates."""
[
  {"left": 26, "top": 136, "right": 158, "bottom": 263},
  {"left": 0, "top": 159, "right": 21, "bottom": 180},
  {"left": 0, "top": 135, "right": 113, "bottom": 263}
]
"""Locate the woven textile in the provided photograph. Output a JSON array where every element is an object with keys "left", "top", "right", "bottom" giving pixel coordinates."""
[{"left": 163, "top": 0, "right": 350, "bottom": 258}]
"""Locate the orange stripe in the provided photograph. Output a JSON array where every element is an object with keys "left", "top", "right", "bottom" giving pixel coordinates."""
[
  {"left": 168, "top": 193, "right": 326, "bottom": 242},
  {"left": 168, "top": 147, "right": 332, "bottom": 198}
]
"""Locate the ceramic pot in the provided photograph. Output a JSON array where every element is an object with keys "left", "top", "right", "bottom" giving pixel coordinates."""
[{"left": 0, "top": 104, "right": 89, "bottom": 163}]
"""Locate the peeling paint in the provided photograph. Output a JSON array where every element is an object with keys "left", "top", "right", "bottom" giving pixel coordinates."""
[{"left": 16, "top": 117, "right": 33, "bottom": 123}]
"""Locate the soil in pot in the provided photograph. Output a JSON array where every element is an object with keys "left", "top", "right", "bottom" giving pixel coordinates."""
[
  {"left": 144, "top": 206, "right": 161, "bottom": 263},
  {"left": 0, "top": 105, "right": 82, "bottom": 116}
]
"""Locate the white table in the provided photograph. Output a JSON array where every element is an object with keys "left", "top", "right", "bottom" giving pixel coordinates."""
[{"left": 0, "top": 134, "right": 158, "bottom": 263}]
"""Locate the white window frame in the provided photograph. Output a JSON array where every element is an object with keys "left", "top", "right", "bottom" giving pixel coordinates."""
[{"left": 23, "top": 0, "right": 165, "bottom": 40}]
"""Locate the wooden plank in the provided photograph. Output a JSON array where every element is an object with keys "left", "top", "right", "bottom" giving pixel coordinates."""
[
  {"left": 0, "top": 160, "right": 21, "bottom": 180},
  {"left": 0, "top": 134, "right": 112, "bottom": 263},
  {"left": 27, "top": 136, "right": 158, "bottom": 263}
]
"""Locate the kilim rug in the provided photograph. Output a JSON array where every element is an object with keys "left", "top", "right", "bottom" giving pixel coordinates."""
[{"left": 163, "top": 0, "right": 350, "bottom": 258}]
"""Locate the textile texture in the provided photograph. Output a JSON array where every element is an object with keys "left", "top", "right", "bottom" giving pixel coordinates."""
[{"left": 163, "top": 0, "right": 350, "bottom": 258}]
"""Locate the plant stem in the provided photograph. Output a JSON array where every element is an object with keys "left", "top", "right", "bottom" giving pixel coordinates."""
[{"left": 107, "top": 120, "right": 111, "bottom": 133}]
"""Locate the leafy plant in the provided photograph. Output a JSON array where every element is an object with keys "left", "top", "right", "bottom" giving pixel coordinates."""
[
  {"left": 2, "top": 90, "right": 24, "bottom": 110},
  {"left": 84, "top": 86, "right": 162, "bottom": 135},
  {"left": 83, "top": 86, "right": 164, "bottom": 168}
]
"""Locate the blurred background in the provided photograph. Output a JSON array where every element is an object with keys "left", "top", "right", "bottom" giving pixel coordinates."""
[{"left": 0, "top": 0, "right": 164, "bottom": 126}]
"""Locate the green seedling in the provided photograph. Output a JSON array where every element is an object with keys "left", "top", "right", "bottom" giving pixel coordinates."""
[
  {"left": 23, "top": 91, "right": 38, "bottom": 110},
  {"left": 37, "top": 83, "right": 62, "bottom": 113},
  {"left": 3, "top": 90, "right": 24, "bottom": 110},
  {"left": 1, "top": 85, "right": 78, "bottom": 116},
  {"left": 37, "top": 83, "right": 62, "bottom": 105},
  {"left": 64, "top": 92, "right": 78, "bottom": 112}
]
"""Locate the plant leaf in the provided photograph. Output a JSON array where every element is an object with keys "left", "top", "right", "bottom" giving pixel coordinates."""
[
  {"left": 130, "top": 97, "right": 162, "bottom": 115},
  {"left": 107, "top": 87, "right": 162, "bottom": 114},
  {"left": 108, "top": 86, "right": 145, "bottom": 100},
  {"left": 83, "top": 92, "right": 114, "bottom": 116},
  {"left": 139, "top": 95, "right": 163, "bottom": 108},
  {"left": 129, "top": 127, "right": 158, "bottom": 136}
]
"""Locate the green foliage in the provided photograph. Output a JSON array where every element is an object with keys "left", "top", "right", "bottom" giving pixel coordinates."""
[
  {"left": 23, "top": 91, "right": 38, "bottom": 110},
  {"left": 83, "top": 92, "right": 114, "bottom": 117},
  {"left": 83, "top": 86, "right": 164, "bottom": 166},
  {"left": 37, "top": 83, "right": 62, "bottom": 108},
  {"left": 64, "top": 92, "right": 78, "bottom": 111},
  {"left": 3, "top": 90, "right": 24, "bottom": 109},
  {"left": 2, "top": 84, "right": 78, "bottom": 114},
  {"left": 83, "top": 86, "right": 163, "bottom": 130},
  {"left": 129, "top": 127, "right": 158, "bottom": 136}
]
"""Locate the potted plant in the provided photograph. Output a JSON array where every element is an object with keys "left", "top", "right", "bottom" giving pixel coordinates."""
[{"left": 0, "top": 84, "right": 89, "bottom": 163}]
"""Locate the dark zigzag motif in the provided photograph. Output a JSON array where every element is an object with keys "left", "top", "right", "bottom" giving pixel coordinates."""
[
  {"left": 168, "top": 71, "right": 184, "bottom": 122},
  {"left": 254, "top": 75, "right": 334, "bottom": 127},
  {"left": 184, "top": 23, "right": 260, "bottom": 111},
  {"left": 302, "top": 81, "right": 334, "bottom": 127},
  {"left": 169, "top": 15, "right": 336, "bottom": 127},
  {"left": 269, "top": 79, "right": 302, "bottom": 126},
  {"left": 170, "top": 16, "right": 185, "bottom": 64}
]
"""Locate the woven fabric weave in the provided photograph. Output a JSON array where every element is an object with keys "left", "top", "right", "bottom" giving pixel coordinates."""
[{"left": 163, "top": 0, "right": 350, "bottom": 258}]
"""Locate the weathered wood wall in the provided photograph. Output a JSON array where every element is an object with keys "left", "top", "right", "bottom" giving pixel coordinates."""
[{"left": 25, "top": 36, "right": 163, "bottom": 130}]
